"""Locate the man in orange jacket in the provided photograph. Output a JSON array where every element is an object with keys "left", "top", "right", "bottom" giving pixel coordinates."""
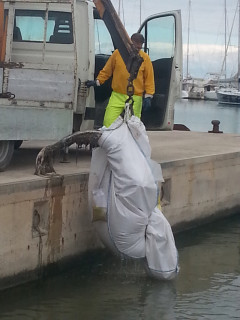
[{"left": 86, "top": 33, "right": 155, "bottom": 128}]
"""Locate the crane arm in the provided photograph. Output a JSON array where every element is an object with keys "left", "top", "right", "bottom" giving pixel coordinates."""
[{"left": 93, "top": 0, "right": 143, "bottom": 82}]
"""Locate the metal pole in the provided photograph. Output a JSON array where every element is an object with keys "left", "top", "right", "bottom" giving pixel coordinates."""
[
  {"left": 224, "top": 0, "right": 227, "bottom": 80},
  {"left": 186, "top": 0, "right": 191, "bottom": 78},
  {"left": 140, "top": 0, "right": 142, "bottom": 25},
  {"left": 118, "top": 0, "right": 121, "bottom": 16},
  {"left": 238, "top": 0, "right": 240, "bottom": 89}
]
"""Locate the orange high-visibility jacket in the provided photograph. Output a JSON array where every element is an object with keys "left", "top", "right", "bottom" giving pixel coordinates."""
[{"left": 97, "top": 49, "right": 155, "bottom": 97}]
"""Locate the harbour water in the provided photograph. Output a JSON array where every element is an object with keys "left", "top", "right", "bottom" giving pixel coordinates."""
[
  {"left": 0, "top": 99, "right": 240, "bottom": 319},
  {"left": 175, "top": 98, "right": 240, "bottom": 134},
  {"left": 0, "top": 214, "right": 239, "bottom": 320}
]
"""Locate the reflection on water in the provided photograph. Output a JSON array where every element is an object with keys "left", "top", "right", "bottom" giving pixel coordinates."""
[
  {"left": 0, "top": 215, "right": 239, "bottom": 320},
  {"left": 175, "top": 99, "right": 240, "bottom": 134}
]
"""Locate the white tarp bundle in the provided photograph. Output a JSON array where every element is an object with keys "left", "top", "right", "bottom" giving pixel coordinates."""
[{"left": 88, "top": 115, "right": 179, "bottom": 280}]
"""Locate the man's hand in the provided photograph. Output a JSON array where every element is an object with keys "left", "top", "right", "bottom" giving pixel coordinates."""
[
  {"left": 86, "top": 80, "right": 97, "bottom": 88},
  {"left": 142, "top": 97, "right": 152, "bottom": 112}
]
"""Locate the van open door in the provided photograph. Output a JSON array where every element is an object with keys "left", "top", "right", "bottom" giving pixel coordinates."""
[
  {"left": 93, "top": 9, "right": 182, "bottom": 130},
  {"left": 139, "top": 11, "right": 182, "bottom": 130}
]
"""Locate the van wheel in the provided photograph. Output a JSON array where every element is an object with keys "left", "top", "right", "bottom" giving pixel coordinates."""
[{"left": 0, "top": 141, "right": 14, "bottom": 171}]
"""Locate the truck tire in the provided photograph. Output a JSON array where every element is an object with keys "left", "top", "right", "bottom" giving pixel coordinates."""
[
  {"left": 14, "top": 140, "right": 23, "bottom": 150},
  {"left": 0, "top": 141, "right": 14, "bottom": 172}
]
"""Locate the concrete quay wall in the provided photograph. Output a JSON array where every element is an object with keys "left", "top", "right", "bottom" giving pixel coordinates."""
[
  {"left": 0, "top": 173, "right": 102, "bottom": 290},
  {"left": 161, "top": 152, "right": 240, "bottom": 232},
  {"left": 0, "top": 146, "right": 240, "bottom": 289}
]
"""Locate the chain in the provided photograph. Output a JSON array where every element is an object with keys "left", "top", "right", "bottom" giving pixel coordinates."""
[
  {"left": 124, "top": 52, "right": 144, "bottom": 116},
  {"left": 0, "top": 92, "right": 15, "bottom": 99},
  {"left": 125, "top": 77, "right": 134, "bottom": 115}
]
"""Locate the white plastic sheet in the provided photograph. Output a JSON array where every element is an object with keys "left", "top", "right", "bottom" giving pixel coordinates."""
[{"left": 88, "top": 115, "right": 179, "bottom": 280}]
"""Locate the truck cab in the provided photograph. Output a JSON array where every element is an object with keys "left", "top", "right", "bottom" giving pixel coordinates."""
[{"left": 0, "top": 0, "right": 182, "bottom": 170}]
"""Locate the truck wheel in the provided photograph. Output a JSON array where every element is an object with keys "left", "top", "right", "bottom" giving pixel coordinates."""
[
  {"left": 0, "top": 141, "right": 14, "bottom": 172},
  {"left": 14, "top": 140, "right": 23, "bottom": 150}
]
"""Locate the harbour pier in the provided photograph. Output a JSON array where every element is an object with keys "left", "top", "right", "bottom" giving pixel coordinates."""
[{"left": 0, "top": 130, "right": 240, "bottom": 289}]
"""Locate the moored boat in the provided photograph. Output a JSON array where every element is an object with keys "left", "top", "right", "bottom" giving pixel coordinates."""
[
  {"left": 217, "top": 0, "right": 240, "bottom": 105},
  {"left": 203, "top": 73, "right": 219, "bottom": 101},
  {"left": 204, "top": 87, "right": 217, "bottom": 101},
  {"left": 217, "top": 87, "right": 240, "bottom": 104},
  {"left": 182, "top": 78, "right": 204, "bottom": 100}
]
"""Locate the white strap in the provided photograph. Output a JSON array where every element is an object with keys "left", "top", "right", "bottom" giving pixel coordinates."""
[{"left": 124, "top": 102, "right": 132, "bottom": 122}]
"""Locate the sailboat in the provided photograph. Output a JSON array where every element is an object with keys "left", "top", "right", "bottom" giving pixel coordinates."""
[
  {"left": 217, "top": 0, "right": 240, "bottom": 105},
  {"left": 204, "top": 0, "right": 229, "bottom": 101},
  {"left": 203, "top": 73, "right": 219, "bottom": 101},
  {"left": 182, "top": 0, "right": 204, "bottom": 100}
]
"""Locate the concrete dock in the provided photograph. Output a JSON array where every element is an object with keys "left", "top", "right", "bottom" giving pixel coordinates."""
[{"left": 1, "top": 130, "right": 240, "bottom": 289}]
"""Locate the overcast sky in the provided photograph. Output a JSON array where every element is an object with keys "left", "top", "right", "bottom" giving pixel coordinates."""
[{"left": 110, "top": 0, "right": 239, "bottom": 79}]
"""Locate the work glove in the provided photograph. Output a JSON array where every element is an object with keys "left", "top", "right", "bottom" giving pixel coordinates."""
[
  {"left": 86, "top": 80, "right": 98, "bottom": 88},
  {"left": 142, "top": 97, "right": 152, "bottom": 112}
]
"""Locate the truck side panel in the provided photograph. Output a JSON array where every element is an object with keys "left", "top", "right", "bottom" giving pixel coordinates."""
[
  {"left": 0, "top": 2, "right": 76, "bottom": 140},
  {"left": 0, "top": 105, "right": 72, "bottom": 140},
  {"left": 8, "top": 69, "right": 74, "bottom": 103}
]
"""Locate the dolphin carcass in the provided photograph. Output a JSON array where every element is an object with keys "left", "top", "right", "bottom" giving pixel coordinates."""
[{"left": 88, "top": 115, "right": 179, "bottom": 280}]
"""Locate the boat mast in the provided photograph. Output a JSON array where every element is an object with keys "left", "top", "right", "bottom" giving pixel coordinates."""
[
  {"left": 224, "top": 0, "right": 227, "bottom": 80},
  {"left": 140, "top": 0, "right": 142, "bottom": 25},
  {"left": 186, "top": 0, "right": 191, "bottom": 78},
  {"left": 238, "top": 0, "right": 240, "bottom": 89},
  {"left": 219, "top": 0, "right": 238, "bottom": 83},
  {"left": 118, "top": 0, "right": 121, "bottom": 16},
  {"left": 117, "top": 0, "right": 125, "bottom": 26}
]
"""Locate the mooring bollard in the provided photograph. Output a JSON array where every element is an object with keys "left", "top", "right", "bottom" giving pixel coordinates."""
[{"left": 208, "top": 120, "right": 223, "bottom": 133}]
